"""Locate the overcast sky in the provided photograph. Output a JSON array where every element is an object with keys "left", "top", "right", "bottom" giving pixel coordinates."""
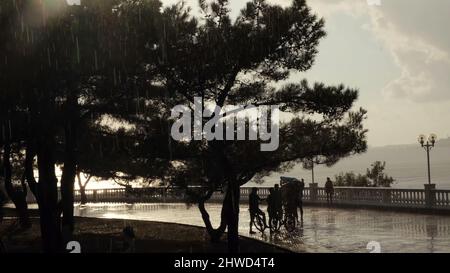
[
  {"left": 158, "top": 0, "right": 450, "bottom": 147},
  {"left": 302, "top": 0, "right": 450, "bottom": 147},
  {"left": 66, "top": 0, "right": 450, "bottom": 147}
]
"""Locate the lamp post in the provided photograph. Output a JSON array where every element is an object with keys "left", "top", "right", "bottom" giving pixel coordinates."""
[{"left": 418, "top": 134, "right": 437, "bottom": 185}]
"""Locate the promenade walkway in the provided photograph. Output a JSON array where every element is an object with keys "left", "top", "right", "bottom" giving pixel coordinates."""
[{"left": 73, "top": 203, "right": 450, "bottom": 253}]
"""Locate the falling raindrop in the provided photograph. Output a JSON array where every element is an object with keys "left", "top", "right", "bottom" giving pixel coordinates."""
[
  {"left": 138, "top": 7, "right": 142, "bottom": 23},
  {"left": 20, "top": 14, "right": 24, "bottom": 33},
  {"left": 47, "top": 47, "right": 51, "bottom": 67},
  {"left": 8, "top": 120, "right": 12, "bottom": 139},
  {"left": 76, "top": 36, "right": 80, "bottom": 64},
  {"left": 94, "top": 50, "right": 98, "bottom": 70},
  {"left": 136, "top": 90, "right": 140, "bottom": 114},
  {"left": 113, "top": 67, "right": 117, "bottom": 86}
]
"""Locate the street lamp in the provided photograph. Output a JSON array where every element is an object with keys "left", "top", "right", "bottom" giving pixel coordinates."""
[{"left": 418, "top": 133, "right": 437, "bottom": 185}]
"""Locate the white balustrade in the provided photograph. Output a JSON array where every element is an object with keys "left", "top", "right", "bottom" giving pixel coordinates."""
[{"left": 71, "top": 185, "right": 450, "bottom": 211}]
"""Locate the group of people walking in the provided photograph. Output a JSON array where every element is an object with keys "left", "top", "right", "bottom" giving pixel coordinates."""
[{"left": 248, "top": 177, "right": 335, "bottom": 234}]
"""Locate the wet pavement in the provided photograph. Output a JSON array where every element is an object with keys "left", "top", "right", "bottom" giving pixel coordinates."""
[{"left": 73, "top": 203, "right": 450, "bottom": 253}]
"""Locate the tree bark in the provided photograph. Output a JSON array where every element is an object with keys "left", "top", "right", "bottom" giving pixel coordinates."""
[
  {"left": 79, "top": 185, "right": 87, "bottom": 204},
  {"left": 36, "top": 134, "right": 61, "bottom": 253},
  {"left": 198, "top": 182, "right": 241, "bottom": 252},
  {"left": 24, "top": 141, "right": 38, "bottom": 200},
  {"left": 77, "top": 171, "right": 90, "bottom": 205},
  {"left": 60, "top": 121, "right": 77, "bottom": 239},
  {"left": 198, "top": 189, "right": 228, "bottom": 243},
  {"left": 224, "top": 180, "right": 240, "bottom": 253},
  {"left": 0, "top": 194, "right": 4, "bottom": 224},
  {"left": 2, "top": 142, "right": 31, "bottom": 229},
  {"left": 209, "top": 141, "right": 241, "bottom": 253},
  {"left": 60, "top": 93, "right": 78, "bottom": 242}
]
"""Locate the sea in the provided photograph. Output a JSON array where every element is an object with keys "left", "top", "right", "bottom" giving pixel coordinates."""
[
  {"left": 79, "top": 139, "right": 450, "bottom": 191},
  {"left": 246, "top": 138, "right": 450, "bottom": 190}
]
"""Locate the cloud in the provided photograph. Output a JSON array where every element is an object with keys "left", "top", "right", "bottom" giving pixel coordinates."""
[
  {"left": 308, "top": 0, "right": 450, "bottom": 102},
  {"left": 163, "top": 0, "right": 450, "bottom": 102}
]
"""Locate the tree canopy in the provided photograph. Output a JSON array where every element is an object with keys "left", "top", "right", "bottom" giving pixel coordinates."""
[
  {"left": 125, "top": 0, "right": 368, "bottom": 252},
  {"left": 334, "top": 161, "right": 395, "bottom": 187},
  {"left": 0, "top": 0, "right": 368, "bottom": 253}
]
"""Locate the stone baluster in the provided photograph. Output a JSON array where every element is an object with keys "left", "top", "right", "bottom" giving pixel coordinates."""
[
  {"left": 309, "top": 183, "right": 318, "bottom": 202},
  {"left": 424, "top": 184, "right": 436, "bottom": 208},
  {"left": 382, "top": 188, "right": 392, "bottom": 205}
]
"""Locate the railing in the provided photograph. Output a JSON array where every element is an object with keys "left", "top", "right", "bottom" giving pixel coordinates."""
[
  {"left": 435, "top": 190, "right": 450, "bottom": 207},
  {"left": 72, "top": 185, "right": 450, "bottom": 212},
  {"left": 391, "top": 189, "right": 426, "bottom": 206}
]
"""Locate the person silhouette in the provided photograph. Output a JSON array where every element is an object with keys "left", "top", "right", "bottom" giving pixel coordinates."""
[
  {"left": 273, "top": 184, "right": 283, "bottom": 221},
  {"left": 297, "top": 178, "right": 305, "bottom": 221},
  {"left": 249, "top": 187, "right": 266, "bottom": 234},
  {"left": 325, "top": 177, "right": 334, "bottom": 205},
  {"left": 266, "top": 188, "right": 276, "bottom": 232}
]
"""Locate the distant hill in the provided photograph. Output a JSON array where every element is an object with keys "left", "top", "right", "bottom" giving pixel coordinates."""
[{"left": 247, "top": 138, "right": 450, "bottom": 189}]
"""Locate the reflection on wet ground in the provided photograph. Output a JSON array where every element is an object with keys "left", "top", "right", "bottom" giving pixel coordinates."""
[{"left": 74, "top": 203, "right": 450, "bottom": 253}]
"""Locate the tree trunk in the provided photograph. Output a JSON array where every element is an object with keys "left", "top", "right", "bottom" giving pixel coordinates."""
[
  {"left": 197, "top": 182, "right": 241, "bottom": 253},
  {"left": 60, "top": 93, "right": 78, "bottom": 242},
  {"left": 36, "top": 136, "right": 61, "bottom": 253},
  {"left": 209, "top": 141, "right": 241, "bottom": 253},
  {"left": 2, "top": 142, "right": 31, "bottom": 229},
  {"left": 224, "top": 181, "right": 240, "bottom": 253},
  {"left": 198, "top": 189, "right": 228, "bottom": 243},
  {"left": 79, "top": 185, "right": 87, "bottom": 205},
  {"left": 24, "top": 140, "right": 38, "bottom": 200},
  {"left": 0, "top": 195, "right": 4, "bottom": 224},
  {"left": 4, "top": 184, "right": 31, "bottom": 229},
  {"left": 60, "top": 122, "right": 77, "bottom": 240},
  {"left": 77, "top": 171, "right": 89, "bottom": 205}
]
